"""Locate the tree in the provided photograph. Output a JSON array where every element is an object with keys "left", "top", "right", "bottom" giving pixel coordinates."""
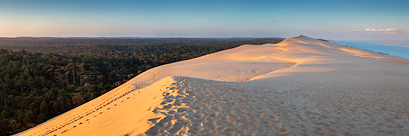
[
  {"left": 56, "top": 96, "right": 66, "bottom": 112},
  {"left": 39, "top": 101, "right": 48, "bottom": 113},
  {"left": 71, "top": 93, "right": 85, "bottom": 106},
  {"left": 46, "top": 65, "right": 55, "bottom": 81},
  {"left": 0, "top": 111, "right": 8, "bottom": 119},
  {"left": 44, "top": 90, "right": 55, "bottom": 100},
  {"left": 21, "top": 69, "right": 30, "bottom": 80},
  {"left": 0, "top": 77, "right": 5, "bottom": 101},
  {"left": 15, "top": 78, "right": 24, "bottom": 94},
  {"left": 64, "top": 71, "right": 70, "bottom": 87},
  {"left": 57, "top": 74, "right": 65, "bottom": 88},
  {"left": 2, "top": 75, "right": 11, "bottom": 91},
  {"left": 0, "top": 77, "right": 6, "bottom": 94},
  {"left": 16, "top": 110, "right": 26, "bottom": 124},
  {"left": 15, "top": 96, "right": 23, "bottom": 110},
  {"left": 83, "top": 83, "right": 94, "bottom": 94},
  {"left": 97, "top": 75, "right": 104, "bottom": 86},
  {"left": 66, "top": 63, "right": 76, "bottom": 85},
  {"left": 27, "top": 76, "right": 35, "bottom": 92},
  {"left": 25, "top": 110, "right": 35, "bottom": 123},
  {"left": 37, "top": 113, "right": 47, "bottom": 124},
  {"left": 8, "top": 119, "right": 21, "bottom": 134},
  {"left": 0, "top": 119, "right": 10, "bottom": 135},
  {"left": 52, "top": 101, "right": 59, "bottom": 115},
  {"left": 39, "top": 76, "right": 46, "bottom": 88},
  {"left": 7, "top": 95, "right": 14, "bottom": 108}
]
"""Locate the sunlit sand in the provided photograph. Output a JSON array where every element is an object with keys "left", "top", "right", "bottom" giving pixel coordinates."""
[{"left": 16, "top": 35, "right": 409, "bottom": 136}]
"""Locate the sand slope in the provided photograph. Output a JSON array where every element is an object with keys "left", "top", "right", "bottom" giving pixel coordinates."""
[{"left": 16, "top": 35, "right": 409, "bottom": 136}]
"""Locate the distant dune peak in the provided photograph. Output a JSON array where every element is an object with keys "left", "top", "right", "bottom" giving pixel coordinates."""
[
  {"left": 296, "top": 34, "right": 308, "bottom": 38},
  {"left": 288, "top": 35, "right": 317, "bottom": 42},
  {"left": 294, "top": 35, "right": 318, "bottom": 40},
  {"left": 292, "top": 35, "right": 336, "bottom": 44}
]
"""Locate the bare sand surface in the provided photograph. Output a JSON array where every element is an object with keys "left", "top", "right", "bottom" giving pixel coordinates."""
[{"left": 15, "top": 35, "right": 409, "bottom": 136}]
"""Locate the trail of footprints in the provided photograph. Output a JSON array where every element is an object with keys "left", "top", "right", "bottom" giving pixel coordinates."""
[
  {"left": 146, "top": 77, "right": 409, "bottom": 136},
  {"left": 31, "top": 85, "right": 146, "bottom": 136},
  {"left": 145, "top": 82, "right": 192, "bottom": 135}
]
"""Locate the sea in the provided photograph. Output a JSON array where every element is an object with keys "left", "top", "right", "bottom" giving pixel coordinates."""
[{"left": 336, "top": 41, "right": 409, "bottom": 59}]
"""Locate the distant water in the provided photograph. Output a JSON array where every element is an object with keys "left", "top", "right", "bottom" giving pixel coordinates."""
[{"left": 336, "top": 41, "right": 409, "bottom": 59}]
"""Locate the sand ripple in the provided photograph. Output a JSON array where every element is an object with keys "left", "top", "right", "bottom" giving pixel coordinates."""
[{"left": 144, "top": 76, "right": 409, "bottom": 136}]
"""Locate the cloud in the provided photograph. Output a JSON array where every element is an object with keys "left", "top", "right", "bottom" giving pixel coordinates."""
[
  {"left": 352, "top": 28, "right": 409, "bottom": 36},
  {"left": 354, "top": 28, "right": 396, "bottom": 31}
]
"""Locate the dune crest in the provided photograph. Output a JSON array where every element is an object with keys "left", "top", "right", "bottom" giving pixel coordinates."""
[{"left": 16, "top": 35, "right": 409, "bottom": 136}]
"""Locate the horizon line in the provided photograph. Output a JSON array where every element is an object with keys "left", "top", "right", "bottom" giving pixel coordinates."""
[{"left": 0, "top": 36, "right": 285, "bottom": 39}]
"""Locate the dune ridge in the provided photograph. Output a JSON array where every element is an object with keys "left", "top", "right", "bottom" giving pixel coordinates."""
[{"left": 16, "top": 35, "right": 409, "bottom": 136}]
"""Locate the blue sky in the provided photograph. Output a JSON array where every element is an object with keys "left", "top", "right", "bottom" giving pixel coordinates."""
[{"left": 0, "top": 0, "right": 408, "bottom": 40}]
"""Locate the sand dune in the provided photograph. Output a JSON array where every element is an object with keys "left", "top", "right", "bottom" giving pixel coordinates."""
[{"left": 15, "top": 35, "right": 409, "bottom": 136}]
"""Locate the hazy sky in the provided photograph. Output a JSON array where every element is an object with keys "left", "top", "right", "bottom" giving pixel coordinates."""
[{"left": 1, "top": 0, "right": 408, "bottom": 40}]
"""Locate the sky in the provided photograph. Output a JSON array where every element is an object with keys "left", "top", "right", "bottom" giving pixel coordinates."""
[{"left": 0, "top": 0, "right": 408, "bottom": 40}]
